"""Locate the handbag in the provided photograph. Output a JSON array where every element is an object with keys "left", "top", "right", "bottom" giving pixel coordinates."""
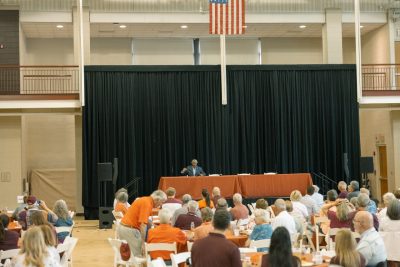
[{"left": 120, "top": 242, "right": 131, "bottom": 261}]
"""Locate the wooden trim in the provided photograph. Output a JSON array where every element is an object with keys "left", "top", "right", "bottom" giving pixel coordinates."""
[
  {"left": 362, "top": 90, "right": 400, "bottom": 96},
  {"left": 0, "top": 94, "right": 79, "bottom": 100},
  {"left": 0, "top": 65, "right": 79, "bottom": 68}
]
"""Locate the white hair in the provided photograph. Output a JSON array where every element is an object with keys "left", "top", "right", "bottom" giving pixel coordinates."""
[
  {"left": 181, "top": 194, "right": 192, "bottom": 204},
  {"left": 233, "top": 193, "right": 242, "bottom": 204},
  {"left": 383, "top": 192, "right": 396, "bottom": 205},
  {"left": 188, "top": 200, "right": 199, "bottom": 212},
  {"left": 338, "top": 181, "right": 347, "bottom": 190},
  {"left": 254, "top": 209, "right": 268, "bottom": 223},
  {"left": 158, "top": 209, "right": 172, "bottom": 224},
  {"left": 151, "top": 190, "right": 167, "bottom": 203},
  {"left": 212, "top": 187, "right": 221, "bottom": 196},
  {"left": 275, "top": 199, "right": 286, "bottom": 211}
]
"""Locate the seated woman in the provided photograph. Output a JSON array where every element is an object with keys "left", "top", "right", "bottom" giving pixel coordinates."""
[
  {"left": 330, "top": 229, "right": 366, "bottom": 267},
  {"left": 30, "top": 210, "right": 58, "bottom": 244},
  {"left": 290, "top": 190, "right": 309, "bottom": 221},
  {"left": 0, "top": 213, "right": 19, "bottom": 251},
  {"left": 261, "top": 226, "right": 300, "bottom": 267},
  {"left": 325, "top": 200, "right": 355, "bottom": 229},
  {"left": 114, "top": 192, "right": 129, "bottom": 215},
  {"left": 245, "top": 209, "right": 272, "bottom": 252},
  {"left": 198, "top": 189, "right": 214, "bottom": 209},
  {"left": 379, "top": 199, "right": 400, "bottom": 232},
  {"left": 13, "top": 227, "right": 61, "bottom": 267},
  {"left": 39, "top": 225, "right": 60, "bottom": 263},
  {"left": 52, "top": 200, "right": 73, "bottom": 243}
]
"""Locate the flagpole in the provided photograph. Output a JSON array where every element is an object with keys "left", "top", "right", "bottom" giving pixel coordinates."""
[{"left": 220, "top": 34, "right": 227, "bottom": 105}]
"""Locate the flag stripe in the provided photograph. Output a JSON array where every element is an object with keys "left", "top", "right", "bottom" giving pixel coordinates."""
[{"left": 209, "top": 0, "right": 245, "bottom": 35}]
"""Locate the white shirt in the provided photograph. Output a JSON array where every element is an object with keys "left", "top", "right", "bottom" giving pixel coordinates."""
[
  {"left": 13, "top": 252, "right": 61, "bottom": 267},
  {"left": 300, "top": 195, "right": 318, "bottom": 215},
  {"left": 272, "top": 210, "right": 296, "bottom": 235},
  {"left": 357, "top": 228, "right": 387, "bottom": 266},
  {"left": 292, "top": 201, "right": 309, "bottom": 219},
  {"left": 379, "top": 216, "right": 400, "bottom": 232},
  {"left": 377, "top": 207, "right": 387, "bottom": 221},
  {"left": 311, "top": 192, "right": 324, "bottom": 212}
]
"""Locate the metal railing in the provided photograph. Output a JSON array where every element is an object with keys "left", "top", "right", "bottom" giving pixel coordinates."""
[
  {"left": 362, "top": 64, "right": 400, "bottom": 91},
  {"left": 0, "top": 65, "right": 79, "bottom": 95}
]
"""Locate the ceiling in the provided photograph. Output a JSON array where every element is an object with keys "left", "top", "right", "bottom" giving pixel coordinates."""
[{"left": 21, "top": 22, "right": 384, "bottom": 39}]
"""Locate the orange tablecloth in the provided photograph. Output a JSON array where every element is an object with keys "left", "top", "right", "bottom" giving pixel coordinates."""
[
  {"left": 237, "top": 173, "right": 313, "bottom": 197},
  {"left": 158, "top": 175, "right": 240, "bottom": 199},
  {"left": 158, "top": 173, "right": 313, "bottom": 199}
]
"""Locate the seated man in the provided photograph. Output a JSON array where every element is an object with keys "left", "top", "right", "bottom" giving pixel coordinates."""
[
  {"left": 212, "top": 187, "right": 221, "bottom": 206},
  {"left": 147, "top": 209, "right": 187, "bottom": 261},
  {"left": 271, "top": 199, "right": 296, "bottom": 236},
  {"left": 337, "top": 181, "right": 348, "bottom": 199},
  {"left": 229, "top": 193, "right": 249, "bottom": 221},
  {"left": 181, "top": 159, "right": 205, "bottom": 176},
  {"left": 354, "top": 211, "right": 387, "bottom": 267},
  {"left": 194, "top": 207, "right": 214, "bottom": 240},
  {"left": 163, "top": 187, "right": 183, "bottom": 205},
  {"left": 174, "top": 200, "right": 202, "bottom": 230},
  {"left": 191, "top": 209, "right": 242, "bottom": 267}
]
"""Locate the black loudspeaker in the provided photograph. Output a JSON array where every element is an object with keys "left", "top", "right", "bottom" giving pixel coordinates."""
[
  {"left": 112, "top": 158, "right": 118, "bottom": 185},
  {"left": 98, "top": 162, "right": 112, "bottom": 182},
  {"left": 99, "top": 207, "right": 113, "bottom": 229},
  {"left": 360, "top": 157, "right": 374, "bottom": 173},
  {"left": 343, "top": 153, "right": 350, "bottom": 179}
]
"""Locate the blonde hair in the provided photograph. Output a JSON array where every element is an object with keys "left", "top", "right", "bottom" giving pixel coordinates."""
[
  {"left": 336, "top": 202, "right": 350, "bottom": 221},
  {"left": 290, "top": 190, "right": 302, "bottom": 202},
  {"left": 39, "top": 224, "right": 57, "bottom": 247},
  {"left": 20, "top": 227, "right": 48, "bottom": 267},
  {"left": 335, "top": 229, "right": 361, "bottom": 267}
]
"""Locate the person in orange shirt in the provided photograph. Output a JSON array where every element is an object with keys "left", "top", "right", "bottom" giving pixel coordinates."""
[
  {"left": 117, "top": 190, "right": 167, "bottom": 256},
  {"left": 198, "top": 189, "right": 214, "bottom": 209},
  {"left": 114, "top": 191, "right": 129, "bottom": 215},
  {"left": 194, "top": 207, "right": 214, "bottom": 240},
  {"left": 147, "top": 209, "right": 187, "bottom": 261}
]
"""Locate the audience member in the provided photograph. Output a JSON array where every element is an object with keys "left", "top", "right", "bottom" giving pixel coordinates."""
[
  {"left": 255, "top": 199, "right": 268, "bottom": 210},
  {"left": 191, "top": 209, "right": 241, "bottom": 267},
  {"left": 354, "top": 211, "right": 387, "bottom": 267},
  {"left": 360, "top": 188, "right": 377, "bottom": 214},
  {"left": 354, "top": 193, "right": 379, "bottom": 231},
  {"left": 163, "top": 187, "right": 183, "bottom": 204},
  {"left": 12, "top": 195, "right": 28, "bottom": 221},
  {"left": 347, "top": 181, "right": 360, "bottom": 200},
  {"left": 379, "top": 200, "right": 400, "bottom": 232},
  {"left": 285, "top": 200, "right": 303, "bottom": 234},
  {"left": 113, "top": 188, "right": 130, "bottom": 209},
  {"left": 261, "top": 226, "right": 301, "bottom": 267},
  {"left": 17, "top": 195, "right": 41, "bottom": 230},
  {"left": 52, "top": 199, "right": 73, "bottom": 243},
  {"left": 174, "top": 200, "right": 202, "bottom": 230},
  {"left": 216, "top": 198, "right": 228, "bottom": 210},
  {"left": 147, "top": 209, "right": 186, "bottom": 261},
  {"left": 338, "top": 181, "right": 349, "bottom": 199},
  {"left": 12, "top": 227, "right": 61, "bottom": 267},
  {"left": 198, "top": 189, "right": 214, "bottom": 209},
  {"left": 311, "top": 185, "right": 324, "bottom": 212},
  {"left": 329, "top": 229, "right": 366, "bottom": 267},
  {"left": 350, "top": 197, "right": 359, "bottom": 209},
  {"left": 118, "top": 190, "right": 167, "bottom": 256},
  {"left": 171, "top": 194, "right": 200, "bottom": 226},
  {"left": 29, "top": 211, "right": 58, "bottom": 244},
  {"left": 378, "top": 192, "right": 396, "bottom": 220},
  {"left": 181, "top": 159, "right": 206, "bottom": 176},
  {"left": 212, "top": 187, "right": 221, "bottom": 206},
  {"left": 0, "top": 213, "right": 19, "bottom": 251},
  {"left": 246, "top": 209, "right": 272, "bottom": 252},
  {"left": 289, "top": 190, "right": 308, "bottom": 220},
  {"left": 300, "top": 186, "right": 318, "bottom": 215},
  {"left": 394, "top": 188, "right": 400, "bottom": 199},
  {"left": 230, "top": 193, "right": 249, "bottom": 221},
  {"left": 39, "top": 225, "right": 60, "bottom": 263},
  {"left": 323, "top": 200, "right": 355, "bottom": 229},
  {"left": 114, "top": 191, "right": 129, "bottom": 215},
  {"left": 194, "top": 207, "right": 214, "bottom": 240},
  {"left": 271, "top": 199, "right": 296, "bottom": 235}
]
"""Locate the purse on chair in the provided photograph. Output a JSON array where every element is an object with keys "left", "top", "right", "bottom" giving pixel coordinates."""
[{"left": 120, "top": 242, "right": 131, "bottom": 261}]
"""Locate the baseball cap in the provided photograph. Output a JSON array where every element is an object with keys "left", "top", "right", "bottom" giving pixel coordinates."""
[{"left": 26, "top": 195, "right": 37, "bottom": 205}]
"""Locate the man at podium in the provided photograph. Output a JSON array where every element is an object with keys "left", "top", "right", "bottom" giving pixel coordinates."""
[{"left": 181, "top": 159, "right": 206, "bottom": 176}]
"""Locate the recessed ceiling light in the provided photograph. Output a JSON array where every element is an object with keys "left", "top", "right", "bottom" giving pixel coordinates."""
[
  {"left": 56, "top": 25, "right": 64, "bottom": 29},
  {"left": 242, "top": 25, "right": 248, "bottom": 29},
  {"left": 360, "top": 25, "right": 364, "bottom": 28},
  {"left": 180, "top": 25, "right": 188, "bottom": 29},
  {"left": 119, "top": 25, "right": 127, "bottom": 29},
  {"left": 299, "top": 25, "right": 307, "bottom": 29}
]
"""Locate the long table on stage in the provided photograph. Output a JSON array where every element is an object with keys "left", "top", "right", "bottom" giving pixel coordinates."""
[{"left": 158, "top": 173, "right": 313, "bottom": 199}]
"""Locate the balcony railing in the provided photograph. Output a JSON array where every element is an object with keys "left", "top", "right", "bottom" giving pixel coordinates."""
[
  {"left": 362, "top": 64, "right": 400, "bottom": 96},
  {"left": 0, "top": 65, "right": 80, "bottom": 97}
]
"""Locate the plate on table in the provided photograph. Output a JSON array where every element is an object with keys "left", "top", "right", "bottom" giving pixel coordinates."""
[{"left": 301, "top": 261, "right": 313, "bottom": 267}]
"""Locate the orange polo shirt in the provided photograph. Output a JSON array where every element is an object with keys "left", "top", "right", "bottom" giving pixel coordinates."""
[
  {"left": 198, "top": 199, "right": 214, "bottom": 209},
  {"left": 121, "top": 197, "right": 153, "bottom": 229},
  {"left": 147, "top": 224, "right": 187, "bottom": 260},
  {"left": 115, "top": 202, "right": 128, "bottom": 215},
  {"left": 194, "top": 221, "right": 214, "bottom": 240}
]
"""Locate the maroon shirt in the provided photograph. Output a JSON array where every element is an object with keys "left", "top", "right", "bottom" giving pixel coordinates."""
[
  {"left": 327, "top": 210, "right": 355, "bottom": 228},
  {"left": 192, "top": 232, "right": 241, "bottom": 267},
  {"left": 173, "top": 212, "right": 202, "bottom": 230},
  {"left": 338, "top": 191, "right": 349, "bottom": 199},
  {"left": 0, "top": 230, "right": 19, "bottom": 251}
]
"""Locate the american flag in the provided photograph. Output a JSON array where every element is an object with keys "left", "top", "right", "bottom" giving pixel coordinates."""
[{"left": 209, "top": 0, "right": 245, "bottom": 35}]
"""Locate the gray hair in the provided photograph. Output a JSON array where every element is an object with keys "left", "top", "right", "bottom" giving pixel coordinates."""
[
  {"left": 201, "top": 207, "right": 213, "bottom": 222},
  {"left": 275, "top": 199, "right": 286, "bottom": 211},
  {"left": 188, "top": 200, "right": 199, "bottom": 212},
  {"left": 338, "top": 181, "right": 347, "bottom": 191},
  {"left": 158, "top": 209, "right": 172, "bottom": 224},
  {"left": 116, "top": 192, "right": 128, "bottom": 203},
  {"left": 182, "top": 194, "right": 192, "bottom": 205},
  {"left": 217, "top": 198, "right": 228, "bottom": 209},
  {"left": 212, "top": 187, "right": 221, "bottom": 196},
  {"left": 254, "top": 209, "right": 268, "bottom": 223},
  {"left": 350, "top": 181, "right": 359, "bottom": 191},
  {"left": 357, "top": 193, "right": 370, "bottom": 208},
  {"left": 360, "top": 188, "right": 370, "bottom": 196},
  {"left": 151, "top": 190, "right": 167, "bottom": 203},
  {"left": 53, "top": 199, "right": 69, "bottom": 220},
  {"left": 383, "top": 192, "right": 396, "bottom": 206},
  {"left": 350, "top": 197, "right": 359, "bottom": 208},
  {"left": 233, "top": 193, "right": 242, "bottom": 204}
]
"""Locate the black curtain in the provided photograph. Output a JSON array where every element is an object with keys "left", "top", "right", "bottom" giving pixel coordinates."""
[{"left": 83, "top": 65, "right": 360, "bottom": 215}]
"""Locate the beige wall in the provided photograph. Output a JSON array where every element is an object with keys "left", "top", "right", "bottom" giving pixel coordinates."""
[
  {"left": 343, "top": 37, "right": 356, "bottom": 64},
  {"left": 0, "top": 117, "right": 22, "bottom": 209},
  {"left": 91, "top": 38, "right": 132, "bottom": 65},
  {"left": 261, "top": 37, "right": 323, "bottom": 64},
  {"left": 391, "top": 111, "right": 400, "bottom": 190},
  {"left": 361, "top": 24, "right": 390, "bottom": 64},
  {"left": 24, "top": 38, "right": 74, "bottom": 65},
  {"left": 359, "top": 109, "right": 394, "bottom": 199},
  {"left": 200, "top": 38, "right": 259, "bottom": 65}
]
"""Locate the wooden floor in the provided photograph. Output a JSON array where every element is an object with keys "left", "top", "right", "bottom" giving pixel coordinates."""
[{"left": 71, "top": 217, "right": 114, "bottom": 267}]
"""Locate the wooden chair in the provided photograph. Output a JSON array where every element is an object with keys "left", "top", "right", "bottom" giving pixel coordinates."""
[
  {"left": 107, "top": 238, "right": 146, "bottom": 267},
  {"left": 170, "top": 252, "right": 191, "bottom": 267},
  {"left": 249, "top": 239, "right": 270, "bottom": 251},
  {"left": 60, "top": 237, "right": 78, "bottom": 267},
  {"left": 0, "top": 249, "right": 20, "bottom": 262},
  {"left": 239, "top": 247, "right": 257, "bottom": 253},
  {"left": 149, "top": 257, "right": 167, "bottom": 267},
  {"left": 144, "top": 242, "right": 177, "bottom": 267}
]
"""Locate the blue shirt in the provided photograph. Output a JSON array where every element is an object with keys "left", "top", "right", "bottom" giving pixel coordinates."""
[{"left": 250, "top": 224, "right": 272, "bottom": 252}]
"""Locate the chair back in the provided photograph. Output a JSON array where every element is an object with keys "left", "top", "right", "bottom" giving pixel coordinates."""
[
  {"left": 247, "top": 204, "right": 255, "bottom": 214},
  {"left": 60, "top": 237, "right": 78, "bottom": 267},
  {"left": 2, "top": 258, "right": 12, "bottom": 267},
  {"left": 380, "top": 231, "right": 400, "bottom": 261},
  {"left": 145, "top": 242, "right": 177, "bottom": 261},
  {"left": 55, "top": 225, "right": 74, "bottom": 235},
  {"left": 249, "top": 239, "right": 270, "bottom": 250},
  {"left": 170, "top": 252, "right": 191, "bottom": 267},
  {"left": 149, "top": 257, "right": 167, "bottom": 267},
  {"left": 0, "top": 249, "right": 20, "bottom": 260},
  {"left": 187, "top": 241, "right": 193, "bottom": 252},
  {"left": 239, "top": 247, "right": 257, "bottom": 253}
]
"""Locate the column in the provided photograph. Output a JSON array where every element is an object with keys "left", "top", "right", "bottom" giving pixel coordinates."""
[
  {"left": 73, "top": 6, "right": 90, "bottom": 65},
  {"left": 322, "top": 9, "right": 343, "bottom": 64}
]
